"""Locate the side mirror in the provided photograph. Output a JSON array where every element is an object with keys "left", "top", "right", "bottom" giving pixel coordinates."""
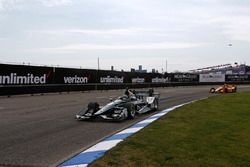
[{"left": 109, "top": 98, "right": 113, "bottom": 101}]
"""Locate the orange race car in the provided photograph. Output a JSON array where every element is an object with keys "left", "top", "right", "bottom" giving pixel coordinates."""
[{"left": 209, "top": 84, "right": 237, "bottom": 93}]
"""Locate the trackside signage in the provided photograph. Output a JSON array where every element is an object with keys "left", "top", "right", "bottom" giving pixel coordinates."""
[
  {"left": 64, "top": 75, "right": 88, "bottom": 84},
  {"left": 100, "top": 76, "right": 124, "bottom": 83},
  {"left": 2, "top": 64, "right": 250, "bottom": 87},
  {"left": 152, "top": 77, "right": 170, "bottom": 83},
  {"left": 132, "top": 77, "right": 145, "bottom": 83},
  {"left": 199, "top": 74, "right": 225, "bottom": 82},
  {"left": 0, "top": 73, "right": 46, "bottom": 84},
  {"left": 226, "top": 75, "right": 249, "bottom": 82},
  {"left": 173, "top": 74, "right": 198, "bottom": 82}
]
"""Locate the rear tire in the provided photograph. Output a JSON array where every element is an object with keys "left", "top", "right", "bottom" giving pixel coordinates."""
[
  {"left": 152, "top": 99, "right": 159, "bottom": 111},
  {"left": 126, "top": 103, "right": 136, "bottom": 119}
]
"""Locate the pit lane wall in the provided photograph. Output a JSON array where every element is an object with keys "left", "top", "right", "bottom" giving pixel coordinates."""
[{"left": 0, "top": 64, "right": 250, "bottom": 96}]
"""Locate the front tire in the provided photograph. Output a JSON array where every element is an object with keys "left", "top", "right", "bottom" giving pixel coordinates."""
[
  {"left": 210, "top": 88, "right": 215, "bottom": 93},
  {"left": 86, "top": 102, "right": 100, "bottom": 115}
]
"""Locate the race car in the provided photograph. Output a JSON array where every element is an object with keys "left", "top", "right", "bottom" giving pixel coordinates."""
[
  {"left": 75, "top": 89, "right": 160, "bottom": 121},
  {"left": 209, "top": 84, "right": 237, "bottom": 93}
]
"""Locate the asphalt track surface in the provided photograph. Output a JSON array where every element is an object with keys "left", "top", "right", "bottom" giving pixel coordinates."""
[{"left": 0, "top": 85, "right": 250, "bottom": 167}]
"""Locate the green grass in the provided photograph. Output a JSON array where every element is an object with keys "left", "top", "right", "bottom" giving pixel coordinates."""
[{"left": 90, "top": 93, "right": 250, "bottom": 167}]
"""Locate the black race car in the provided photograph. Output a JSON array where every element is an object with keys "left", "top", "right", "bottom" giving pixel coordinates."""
[{"left": 75, "top": 89, "right": 160, "bottom": 121}]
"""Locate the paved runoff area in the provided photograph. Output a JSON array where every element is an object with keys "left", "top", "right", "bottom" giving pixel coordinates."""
[{"left": 0, "top": 85, "right": 250, "bottom": 166}]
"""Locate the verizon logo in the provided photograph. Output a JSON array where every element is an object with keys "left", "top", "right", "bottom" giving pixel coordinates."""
[
  {"left": 0, "top": 73, "right": 46, "bottom": 84},
  {"left": 132, "top": 77, "right": 145, "bottom": 83},
  {"left": 64, "top": 75, "right": 88, "bottom": 84}
]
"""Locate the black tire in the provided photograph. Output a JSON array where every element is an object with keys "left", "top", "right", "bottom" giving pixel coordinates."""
[
  {"left": 224, "top": 88, "right": 228, "bottom": 93},
  {"left": 148, "top": 88, "right": 154, "bottom": 97},
  {"left": 210, "top": 88, "right": 215, "bottom": 93},
  {"left": 87, "top": 102, "right": 100, "bottom": 113},
  {"left": 125, "top": 103, "right": 136, "bottom": 119},
  {"left": 76, "top": 102, "right": 99, "bottom": 120},
  {"left": 76, "top": 107, "right": 88, "bottom": 117},
  {"left": 153, "top": 99, "right": 159, "bottom": 111}
]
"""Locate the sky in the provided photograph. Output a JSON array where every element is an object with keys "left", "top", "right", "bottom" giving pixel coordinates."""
[{"left": 0, "top": 0, "right": 250, "bottom": 72}]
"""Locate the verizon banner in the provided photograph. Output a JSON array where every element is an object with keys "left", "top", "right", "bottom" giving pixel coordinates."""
[
  {"left": 54, "top": 68, "right": 97, "bottom": 84},
  {"left": 199, "top": 74, "right": 225, "bottom": 82}
]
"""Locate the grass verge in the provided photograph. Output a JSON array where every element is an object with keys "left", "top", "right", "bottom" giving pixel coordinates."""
[{"left": 90, "top": 93, "right": 250, "bottom": 167}]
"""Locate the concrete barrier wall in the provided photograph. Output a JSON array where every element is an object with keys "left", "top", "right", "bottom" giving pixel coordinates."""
[{"left": 1, "top": 63, "right": 250, "bottom": 96}]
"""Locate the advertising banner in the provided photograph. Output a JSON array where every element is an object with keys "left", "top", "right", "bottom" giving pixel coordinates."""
[
  {"left": 226, "top": 75, "right": 250, "bottom": 82},
  {"left": 150, "top": 73, "right": 170, "bottom": 83},
  {"left": 0, "top": 64, "right": 53, "bottom": 85},
  {"left": 98, "top": 70, "right": 127, "bottom": 84},
  {"left": 54, "top": 68, "right": 97, "bottom": 84},
  {"left": 199, "top": 74, "right": 225, "bottom": 82},
  {"left": 129, "top": 72, "right": 151, "bottom": 83},
  {"left": 171, "top": 73, "right": 199, "bottom": 82},
  {"left": 0, "top": 64, "right": 168, "bottom": 85},
  {"left": 5, "top": 63, "right": 249, "bottom": 86}
]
